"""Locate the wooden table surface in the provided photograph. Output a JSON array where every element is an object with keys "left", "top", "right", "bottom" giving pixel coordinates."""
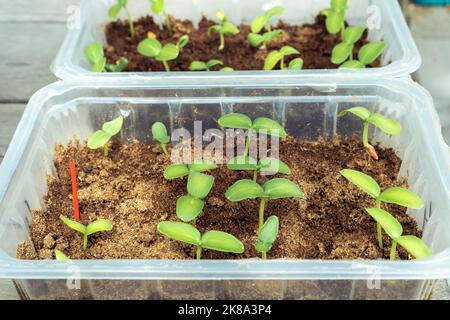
[{"left": 0, "top": 0, "right": 448, "bottom": 300}]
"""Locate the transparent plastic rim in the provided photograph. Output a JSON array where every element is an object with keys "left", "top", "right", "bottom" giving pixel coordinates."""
[
  {"left": 50, "top": 0, "right": 422, "bottom": 80},
  {"left": 0, "top": 78, "right": 449, "bottom": 280}
]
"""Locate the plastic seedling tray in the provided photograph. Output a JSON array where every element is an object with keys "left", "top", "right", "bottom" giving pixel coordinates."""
[
  {"left": 51, "top": 0, "right": 421, "bottom": 80},
  {"left": 0, "top": 77, "right": 449, "bottom": 300}
]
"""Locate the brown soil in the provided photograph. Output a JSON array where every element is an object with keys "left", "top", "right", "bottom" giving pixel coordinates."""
[
  {"left": 17, "top": 136, "right": 420, "bottom": 261},
  {"left": 103, "top": 15, "right": 379, "bottom": 72}
]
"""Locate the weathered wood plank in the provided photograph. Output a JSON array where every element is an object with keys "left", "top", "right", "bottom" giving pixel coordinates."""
[
  {"left": 0, "top": 280, "right": 19, "bottom": 300},
  {"left": 0, "top": 0, "right": 79, "bottom": 22},
  {"left": 0, "top": 104, "right": 26, "bottom": 157},
  {"left": 0, "top": 22, "right": 66, "bottom": 101}
]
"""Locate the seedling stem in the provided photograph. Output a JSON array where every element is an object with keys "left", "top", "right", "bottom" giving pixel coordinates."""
[
  {"left": 196, "top": 246, "right": 202, "bottom": 260},
  {"left": 390, "top": 240, "right": 398, "bottom": 260},
  {"left": 259, "top": 198, "right": 267, "bottom": 231},
  {"left": 124, "top": 7, "right": 135, "bottom": 37},
  {"left": 375, "top": 198, "right": 382, "bottom": 248}
]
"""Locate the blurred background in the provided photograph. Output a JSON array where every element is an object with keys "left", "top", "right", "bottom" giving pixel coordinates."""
[{"left": 0, "top": 0, "right": 449, "bottom": 300}]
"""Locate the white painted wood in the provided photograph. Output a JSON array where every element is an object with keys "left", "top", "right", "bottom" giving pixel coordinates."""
[
  {"left": 0, "top": 104, "right": 26, "bottom": 157},
  {"left": 0, "top": 0, "right": 79, "bottom": 22}
]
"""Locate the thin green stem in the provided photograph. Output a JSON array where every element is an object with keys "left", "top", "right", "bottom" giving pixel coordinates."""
[
  {"left": 340, "top": 24, "right": 345, "bottom": 41},
  {"left": 259, "top": 198, "right": 267, "bottom": 232},
  {"left": 83, "top": 234, "right": 88, "bottom": 250},
  {"left": 219, "top": 32, "right": 225, "bottom": 50},
  {"left": 124, "top": 7, "right": 136, "bottom": 37},
  {"left": 164, "top": 11, "right": 172, "bottom": 33},
  {"left": 196, "top": 246, "right": 202, "bottom": 260},
  {"left": 362, "top": 121, "right": 369, "bottom": 147},
  {"left": 376, "top": 199, "right": 381, "bottom": 209},
  {"left": 253, "top": 170, "right": 258, "bottom": 182},
  {"left": 161, "top": 143, "right": 169, "bottom": 156},
  {"left": 103, "top": 143, "right": 109, "bottom": 158},
  {"left": 161, "top": 60, "right": 170, "bottom": 72},
  {"left": 390, "top": 240, "right": 397, "bottom": 260},
  {"left": 244, "top": 130, "right": 251, "bottom": 156},
  {"left": 262, "top": 252, "right": 267, "bottom": 260},
  {"left": 377, "top": 223, "right": 383, "bottom": 249},
  {"left": 280, "top": 57, "right": 285, "bottom": 70}
]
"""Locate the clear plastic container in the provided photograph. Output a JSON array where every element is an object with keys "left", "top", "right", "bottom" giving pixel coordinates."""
[
  {"left": 0, "top": 77, "right": 449, "bottom": 300},
  {"left": 51, "top": 0, "right": 421, "bottom": 80}
]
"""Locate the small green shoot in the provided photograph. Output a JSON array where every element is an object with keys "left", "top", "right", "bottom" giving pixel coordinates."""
[
  {"left": 208, "top": 9, "right": 240, "bottom": 50},
  {"left": 251, "top": 5, "right": 284, "bottom": 34},
  {"left": 340, "top": 168, "right": 424, "bottom": 249},
  {"left": 264, "top": 46, "right": 303, "bottom": 71},
  {"left": 227, "top": 155, "right": 290, "bottom": 181},
  {"left": 164, "top": 161, "right": 217, "bottom": 222},
  {"left": 151, "top": 122, "right": 170, "bottom": 156},
  {"left": 226, "top": 178, "right": 304, "bottom": 232},
  {"left": 138, "top": 37, "right": 188, "bottom": 71},
  {"left": 108, "top": 0, "right": 135, "bottom": 37},
  {"left": 339, "top": 106, "right": 401, "bottom": 160},
  {"left": 248, "top": 29, "right": 284, "bottom": 49},
  {"left": 157, "top": 221, "right": 244, "bottom": 259},
  {"left": 218, "top": 113, "right": 287, "bottom": 156},
  {"left": 331, "top": 25, "right": 365, "bottom": 65},
  {"left": 189, "top": 59, "right": 233, "bottom": 72},
  {"left": 365, "top": 208, "right": 431, "bottom": 260},
  {"left": 177, "top": 35, "right": 189, "bottom": 49},
  {"left": 149, "top": 0, "right": 172, "bottom": 33},
  {"left": 322, "top": 0, "right": 349, "bottom": 39},
  {"left": 55, "top": 249, "right": 69, "bottom": 261},
  {"left": 339, "top": 41, "right": 386, "bottom": 69},
  {"left": 255, "top": 215, "right": 279, "bottom": 259},
  {"left": 59, "top": 215, "right": 113, "bottom": 250},
  {"left": 87, "top": 116, "right": 123, "bottom": 157},
  {"left": 85, "top": 43, "right": 129, "bottom": 72}
]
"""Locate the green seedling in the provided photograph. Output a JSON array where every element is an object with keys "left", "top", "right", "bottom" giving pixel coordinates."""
[
  {"left": 331, "top": 25, "right": 365, "bottom": 65},
  {"left": 365, "top": 208, "right": 431, "bottom": 260},
  {"left": 164, "top": 161, "right": 217, "bottom": 222},
  {"left": 251, "top": 5, "right": 284, "bottom": 34},
  {"left": 55, "top": 249, "right": 69, "bottom": 261},
  {"left": 227, "top": 155, "right": 290, "bottom": 181},
  {"left": 218, "top": 113, "right": 287, "bottom": 156},
  {"left": 255, "top": 215, "right": 279, "bottom": 259},
  {"left": 59, "top": 215, "right": 113, "bottom": 250},
  {"left": 339, "top": 106, "right": 401, "bottom": 160},
  {"left": 176, "top": 35, "right": 189, "bottom": 50},
  {"left": 264, "top": 46, "right": 303, "bottom": 71},
  {"left": 157, "top": 221, "right": 244, "bottom": 259},
  {"left": 248, "top": 29, "right": 284, "bottom": 49},
  {"left": 149, "top": 0, "right": 172, "bottom": 33},
  {"left": 137, "top": 36, "right": 188, "bottom": 71},
  {"left": 339, "top": 41, "right": 386, "bottom": 69},
  {"left": 208, "top": 9, "right": 240, "bottom": 50},
  {"left": 322, "top": 0, "right": 349, "bottom": 39},
  {"left": 84, "top": 43, "right": 129, "bottom": 73},
  {"left": 189, "top": 59, "right": 233, "bottom": 72},
  {"left": 340, "top": 169, "right": 424, "bottom": 249},
  {"left": 226, "top": 178, "right": 304, "bottom": 232},
  {"left": 108, "top": 0, "right": 135, "bottom": 37},
  {"left": 87, "top": 116, "right": 123, "bottom": 157},
  {"left": 151, "top": 122, "right": 170, "bottom": 156}
]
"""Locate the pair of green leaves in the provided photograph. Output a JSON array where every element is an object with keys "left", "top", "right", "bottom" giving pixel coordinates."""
[
  {"left": 226, "top": 178, "right": 304, "bottom": 202},
  {"left": 248, "top": 29, "right": 283, "bottom": 48},
  {"left": 189, "top": 59, "right": 233, "bottom": 72},
  {"left": 339, "top": 106, "right": 402, "bottom": 139},
  {"left": 59, "top": 215, "right": 113, "bottom": 250},
  {"left": 218, "top": 113, "right": 287, "bottom": 138},
  {"left": 322, "top": 0, "right": 349, "bottom": 35},
  {"left": 157, "top": 221, "right": 244, "bottom": 258},
  {"left": 365, "top": 208, "right": 431, "bottom": 260},
  {"left": 227, "top": 155, "right": 291, "bottom": 176},
  {"left": 137, "top": 36, "right": 188, "bottom": 71},
  {"left": 108, "top": 0, "right": 135, "bottom": 37},
  {"left": 331, "top": 26, "right": 365, "bottom": 65},
  {"left": 339, "top": 41, "right": 386, "bottom": 69},
  {"left": 251, "top": 6, "right": 284, "bottom": 34},
  {"left": 165, "top": 161, "right": 216, "bottom": 222},
  {"left": 264, "top": 46, "right": 303, "bottom": 71},
  {"left": 85, "top": 43, "right": 129, "bottom": 72},
  {"left": 322, "top": 0, "right": 349, "bottom": 34},
  {"left": 87, "top": 116, "right": 124, "bottom": 157},
  {"left": 151, "top": 122, "right": 170, "bottom": 156},
  {"left": 340, "top": 169, "right": 423, "bottom": 209},
  {"left": 255, "top": 215, "right": 279, "bottom": 257},
  {"left": 208, "top": 9, "right": 240, "bottom": 50}
]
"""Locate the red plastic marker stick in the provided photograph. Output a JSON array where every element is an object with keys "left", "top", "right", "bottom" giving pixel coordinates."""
[{"left": 69, "top": 161, "right": 80, "bottom": 221}]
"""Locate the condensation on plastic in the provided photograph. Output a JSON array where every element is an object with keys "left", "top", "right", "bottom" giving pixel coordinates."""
[
  {"left": 51, "top": 0, "right": 421, "bottom": 80},
  {"left": 0, "top": 78, "right": 449, "bottom": 300}
]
